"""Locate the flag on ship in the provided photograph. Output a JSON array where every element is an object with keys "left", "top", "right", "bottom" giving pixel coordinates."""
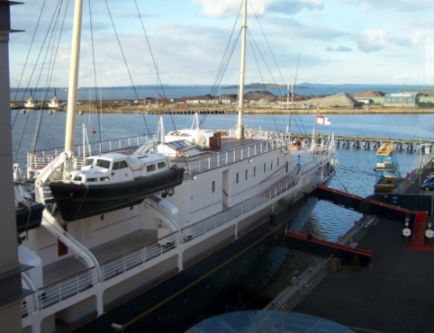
[{"left": 316, "top": 113, "right": 331, "bottom": 125}]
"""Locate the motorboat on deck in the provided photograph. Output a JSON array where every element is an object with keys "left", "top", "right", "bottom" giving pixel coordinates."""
[{"left": 49, "top": 152, "right": 185, "bottom": 221}]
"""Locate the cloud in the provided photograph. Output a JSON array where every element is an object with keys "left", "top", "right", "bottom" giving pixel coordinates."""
[
  {"left": 192, "top": 0, "right": 324, "bottom": 17},
  {"left": 337, "top": 0, "right": 430, "bottom": 12},
  {"left": 326, "top": 46, "right": 352, "bottom": 52},
  {"left": 355, "top": 29, "right": 413, "bottom": 52},
  {"left": 356, "top": 29, "right": 388, "bottom": 52}
]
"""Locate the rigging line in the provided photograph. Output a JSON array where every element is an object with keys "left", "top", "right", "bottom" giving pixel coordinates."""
[
  {"left": 88, "top": 0, "right": 103, "bottom": 150},
  {"left": 11, "top": 0, "right": 48, "bottom": 130},
  {"left": 12, "top": 0, "right": 48, "bottom": 102},
  {"left": 103, "top": 0, "right": 150, "bottom": 135},
  {"left": 132, "top": 0, "right": 178, "bottom": 138},
  {"left": 248, "top": 36, "right": 264, "bottom": 83},
  {"left": 214, "top": 30, "right": 242, "bottom": 94},
  {"left": 287, "top": 52, "right": 301, "bottom": 133},
  {"left": 249, "top": 32, "right": 283, "bottom": 96},
  {"left": 20, "top": 0, "right": 63, "bottom": 103},
  {"left": 31, "top": 0, "right": 65, "bottom": 153},
  {"left": 203, "top": 29, "right": 241, "bottom": 129},
  {"left": 247, "top": 30, "right": 278, "bottom": 131},
  {"left": 133, "top": 0, "right": 166, "bottom": 99},
  {"left": 251, "top": 4, "right": 287, "bottom": 87},
  {"left": 209, "top": 1, "right": 243, "bottom": 97}
]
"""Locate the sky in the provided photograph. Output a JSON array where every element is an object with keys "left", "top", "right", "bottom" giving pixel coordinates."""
[{"left": 8, "top": 0, "right": 434, "bottom": 87}]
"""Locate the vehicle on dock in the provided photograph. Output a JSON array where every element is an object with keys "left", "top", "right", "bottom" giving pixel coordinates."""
[{"left": 421, "top": 175, "right": 434, "bottom": 191}]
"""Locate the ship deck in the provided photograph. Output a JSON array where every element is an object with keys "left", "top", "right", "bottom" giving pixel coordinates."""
[
  {"left": 91, "top": 229, "right": 157, "bottom": 264},
  {"left": 43, "top": 230, "right": 158, "bottom": 285}
]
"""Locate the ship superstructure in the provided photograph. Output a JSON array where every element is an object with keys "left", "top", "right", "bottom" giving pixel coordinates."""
[{"left": 16, "top": 1, "right": 336, "bottom": 332}]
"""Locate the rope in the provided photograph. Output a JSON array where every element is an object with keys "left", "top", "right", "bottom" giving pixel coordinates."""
[
  {"left": 88, "top": 0, "right": 103, "bottom": 150},
  {"left": 32, "top": 0, "right": 68, "bottom": 153},
  {"left": 104, "top": 0, "right": 150, "bottom": 135}
]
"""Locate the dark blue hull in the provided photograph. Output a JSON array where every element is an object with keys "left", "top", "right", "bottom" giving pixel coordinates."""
[
  {"left": 73, "top": 195, "right": 315, "bottom": 333},
  {"left": 50, "top": 166, "right": 184, "bottom": 221}
]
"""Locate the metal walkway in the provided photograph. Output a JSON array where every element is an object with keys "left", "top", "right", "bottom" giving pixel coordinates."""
[{"left": 312, "top": 184, "right": 434, "bottom": 250}]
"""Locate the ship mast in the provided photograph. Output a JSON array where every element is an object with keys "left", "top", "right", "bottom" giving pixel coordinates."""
[
  {"left": 64, "top": 0, "right": 84, "bottom": 168},
  {"left": 236, "top": 0, "right": 248, "bottom": 140}
]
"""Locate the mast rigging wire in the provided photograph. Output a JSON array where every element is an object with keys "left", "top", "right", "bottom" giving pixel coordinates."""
[
  {"left": 88, "top": 0, "right": 103, "bottom": 151},
  {"left": 104, "top": 0, "right": 150, "bottom": 135}
]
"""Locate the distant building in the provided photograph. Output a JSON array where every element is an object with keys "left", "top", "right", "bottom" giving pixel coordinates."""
[
  {"left": 352, "top": 91, "right": 385, "bottom": 105},
  {"left": 383, "top": 93, "right": 420, "bottom": 107}
]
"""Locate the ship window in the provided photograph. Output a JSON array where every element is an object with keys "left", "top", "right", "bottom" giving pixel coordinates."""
[
  {"left": 73, "top": 175, "right": 82, "bottom": 181},
  {"left": 277, "top": 158, "right": 280, "bottom": 167},
  {"left": 84, "top": 158, "right": 94, "bottom": 166},
  {"left": 100, "top": 176, "right": 110, "bottom": 182},
  {"left": 286, "top": 161, "right": 289, "bottom": 173},
  {"left": 253, "top": 167, "right": 256, "bottom": 177},
  {"left": 147, "top": 164, "right": 156, "bottom": 172},
  {"left": 87, "top": 178, "right": 97, "bottom": 182},
  {"left": 113, "top": 161, "right": 128, "bottom": 170},
  {"left": 264, "top": 163, "right": 266, "bottom": 173},
  {"left": 236, "top": 173, "right": 239, "bottom": 184},
  {"left": 212, "top": 181, "right": 215, "bottom": 193},
  {"left": 96, "top": 159, "right": 111, "bottom": 169},
  {"left": 271, "top": 161, "right": 273, "bottom": 170},
  {"left": 158, "top": 161, "right": 166, "bottom": 169},
  {"left": 245, "top": 169, "right": 248, "bottom": 180}
]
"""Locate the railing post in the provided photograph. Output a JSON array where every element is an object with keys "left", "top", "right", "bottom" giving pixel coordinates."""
[
  {"left": 217, "top": 153, "right": 220, "bottom": 167},
  {"left": 208, "top": 156, "right": 211, "bottom": 169},
  {"left": 248, "top": 145, "right": 250, "bottom": 157},
  {"left": 225, "top": 152, "right": 228, "bottom": 164},
  {"left": 233, "top": 149, "right": 236, "bottom": 162},
  {"left": 241, "top": 148, "right": 243, "bottom": 160}
]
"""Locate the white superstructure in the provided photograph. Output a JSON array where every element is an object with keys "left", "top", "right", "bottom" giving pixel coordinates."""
[{"left": 17, "top": 1, "right": 336, "bottom": 332}]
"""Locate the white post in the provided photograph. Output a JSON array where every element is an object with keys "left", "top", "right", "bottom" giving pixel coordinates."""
[
  {"left": 64, "top": 0, "right": 84, "bottom": 159},
  {"left": 82, "top": 123, "right": 86, "bottom": 159},
  {"left": 236, "top": 0, "right": 247, "bottom": 139}
]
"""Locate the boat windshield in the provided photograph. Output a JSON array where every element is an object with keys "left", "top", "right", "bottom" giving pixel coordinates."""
[
  {"left": 96, "top": 159, "right": 111, "bottom": 169},
  {"left": 84, "top": 158, "right": 94, "bottom": 166}
]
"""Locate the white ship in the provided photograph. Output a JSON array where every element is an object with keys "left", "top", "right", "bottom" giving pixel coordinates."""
[
  {"left": 24, "top": 96, "right": 37, "bottom": 109},
  {"left": 18, "top": 1, "right": 336, "bottom": 332},
  {"left": 47, "top": 95, "right": 60, "bottom": 110}
]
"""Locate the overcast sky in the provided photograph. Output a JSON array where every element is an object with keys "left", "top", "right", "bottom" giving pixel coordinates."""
[{"left": 9, "top": 0, "right": 434, "bottom": 87}]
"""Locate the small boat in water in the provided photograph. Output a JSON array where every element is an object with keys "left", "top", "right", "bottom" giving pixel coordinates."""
[
  {"left": 374, "top": 143, "right": 402, "bottom": 192},
  {"left": 24, "top": 96, "right": 37, "bottom": 109}
]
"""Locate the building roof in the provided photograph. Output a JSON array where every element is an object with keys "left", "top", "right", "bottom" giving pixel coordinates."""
[{"left": 353, "top": 91, "right": 385, "bottom": 98}]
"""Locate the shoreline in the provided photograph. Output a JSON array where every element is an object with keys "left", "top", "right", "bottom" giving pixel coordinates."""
[
  {"left": 77, "top": 105, "right": 434, "bottom": 115},
  {"left": 13, "top": 101, "right": 434, "bottom": 115}
]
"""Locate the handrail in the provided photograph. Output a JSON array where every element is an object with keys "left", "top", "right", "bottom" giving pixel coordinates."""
[{"left": 27, "top": 132, "right": 333, "bottom": 313}]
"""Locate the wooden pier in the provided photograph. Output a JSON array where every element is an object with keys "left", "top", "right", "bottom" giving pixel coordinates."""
[{"left": 291, "top": 133, "right": 433, "bottom": 153}]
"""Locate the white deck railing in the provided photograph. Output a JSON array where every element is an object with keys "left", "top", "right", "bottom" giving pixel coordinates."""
[
  {"left": 36, "top": 267, "right": 95, "bottom": 310},
  {"left": 26, "top": 128, "right": 326, "bottom": 179},
  {"left": 21, "top": 133, "right": 332, "bottom": 320},
  {"left": 101, "top": 240, "right": 176, "bottom": 282},
  {"left": 27, "top": 134, "right": 152, "bottom": 178}
]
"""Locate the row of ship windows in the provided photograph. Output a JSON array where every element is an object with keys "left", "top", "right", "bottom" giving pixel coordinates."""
[{"left": 210, "top": 157, "right": 286, "bottom": 193}]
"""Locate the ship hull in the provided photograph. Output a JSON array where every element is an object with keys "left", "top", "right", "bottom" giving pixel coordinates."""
[
  {"left": 49, "top": 166, "right": 184, "bottom": 221},
  {"left": 73, "top": 195, "right": 315, "bottom": 333}
]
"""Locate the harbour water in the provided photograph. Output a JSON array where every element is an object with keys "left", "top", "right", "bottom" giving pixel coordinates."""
[
  {"left": 10, "top": 83, "right": 434, "bottom": 101},
  {"left": 12, "top": 111, "right": 431, "bottom": 241}
]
